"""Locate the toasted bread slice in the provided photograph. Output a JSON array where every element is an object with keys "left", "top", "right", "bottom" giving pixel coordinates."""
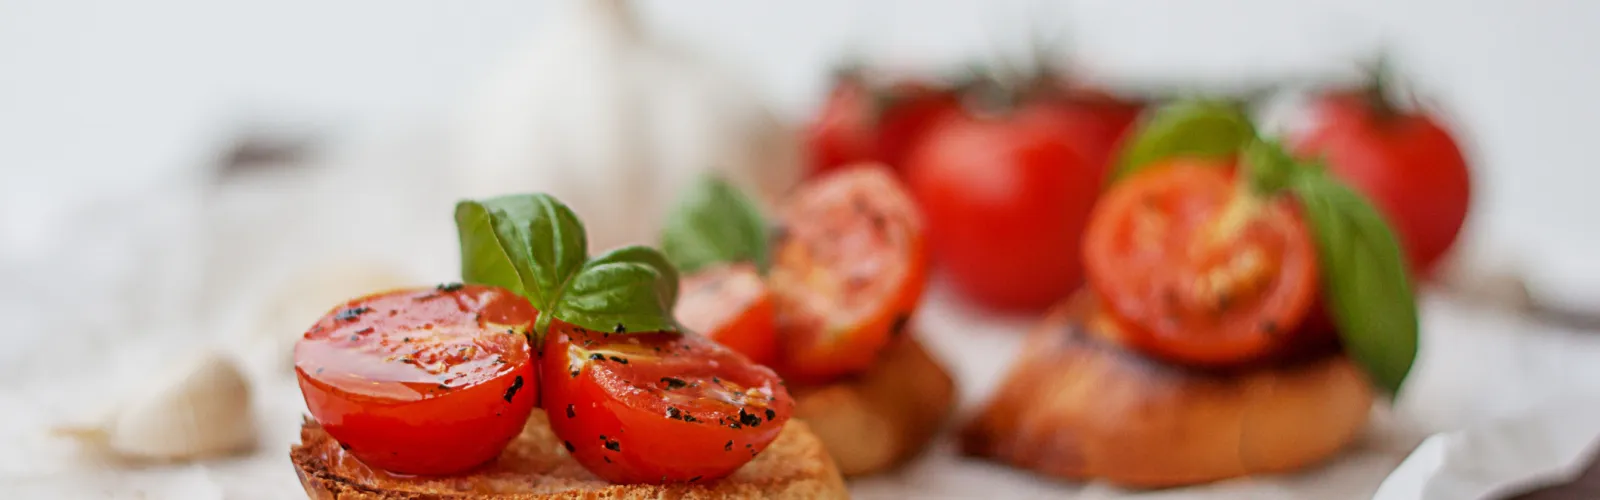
[
  {"left": 960, "top": 294, "right": 1373, "bottom": 488},
  {"left": 792, "top": 333, "right": 957, "bottom": 476},
  {"left": 292, "top": 410, "right": 847, "bottom": 499}
]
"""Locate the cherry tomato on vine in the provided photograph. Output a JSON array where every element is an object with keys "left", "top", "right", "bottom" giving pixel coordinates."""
[
  {"left": 804, "top": 74, "right": 959, "bottom": 177},
  {"left": 905, "top": 97, "right": 1124, "bottom": 311}
]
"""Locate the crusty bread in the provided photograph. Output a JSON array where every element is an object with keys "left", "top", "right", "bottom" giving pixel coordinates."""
[
  {"left": 292, "top": 410, "right": 847, "bottom": 499},
  {"left": 961, "top": 294, "right": 1374, "bottom": 488},
  {"left": 792, "top": 333, "right": 956, "bottom": 476}
]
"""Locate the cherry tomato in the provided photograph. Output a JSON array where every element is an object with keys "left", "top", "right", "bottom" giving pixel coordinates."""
[
  {"left": 294, "top": 284, "right": 539, "bottom": 475},
  {"left": 1036, "top": 87, "right": 1145, "bottom": 172},
  {"left": 540, "top": 322, "right": 793, "bottom": 484},
  {"left": 770, "top": 165, "right": 926, "bottom": 383},
  {"left": 675, "top": 262, "right": 778, "bottom": 366},
  {"left": 1297, "top": 91, "right": 1471, "bottom": 277},
  {"left": 905, "top": 101, "right": 1108, "bottom": 311},
  {"left": 804, "top": 74, "right": 958, "bottom": 177},
  {"left": 1083, "top": 161, "right": 1319, "bottom": 366}
]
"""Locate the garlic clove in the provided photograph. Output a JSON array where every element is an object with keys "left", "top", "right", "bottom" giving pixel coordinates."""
[{"left": 60, "top": 350, "right": 257, "bottom": 462}]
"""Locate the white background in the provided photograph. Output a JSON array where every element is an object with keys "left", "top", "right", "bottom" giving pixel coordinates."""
[{"left": 3, "top": 0, "right": 1599, "bottom": 261}]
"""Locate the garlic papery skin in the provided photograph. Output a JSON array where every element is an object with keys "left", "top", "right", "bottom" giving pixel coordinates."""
[
  {"left": 451, "top": 0, "right": 800, "bottom": 252},
  {"left": 59, "top": 350, "right": 257, "bottom": 462}
]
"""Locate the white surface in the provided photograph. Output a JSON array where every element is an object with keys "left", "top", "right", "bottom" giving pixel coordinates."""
[
  {"left": 1, "top": 121, "right": 1599, "bottom": 498},
  {"left": 1373, "top": 398, "right": 1600, "bottom": 500}
]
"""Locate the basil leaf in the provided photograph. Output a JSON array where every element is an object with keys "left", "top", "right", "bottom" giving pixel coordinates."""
[
  {"left": 1291, "top": 173, "right": 1419, "bottom": 395},
  {"left": 1241, "top": 138, "right": 1298, "bottom": 195},
  {"left": 660, "top": 175, "right": 771, "bottom": 274},
  {"left": 456, "top": 194, "right": 681, "bottom": 339},
  {"left": 553, "top": 246, "right": 681, "bottom": 335},
  {"left": 1112, "top": 99, "right": 1256, "bottom": 181},
  {"left": 455, "top": 194, "right": 587, "bottom": 307}
]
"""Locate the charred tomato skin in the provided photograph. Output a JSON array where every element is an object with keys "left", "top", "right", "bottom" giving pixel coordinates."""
[
  {"left": 770, "top": 165, "right": 927, "bottom": 383},
  {"left": 540, "top": 322, "right": 793, "bottom": 484},
  {"left": 294, "top": 284, "right": 539, "bottom": 475}
]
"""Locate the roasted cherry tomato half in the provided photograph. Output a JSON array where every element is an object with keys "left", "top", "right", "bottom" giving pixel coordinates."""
[
  {"left": 770, "top": 165, "right": 926, "bottom": 382},
  {"left": 1084, "top": 161, "right": 1319, "bottom": 366},
  {"left": 675, "top": 262, "right": 778, "bottom": 366},
  {"left": 294, "top": 284, "right": 539, "bottom": 475},
  {"left": 541, "top": 322, "right": 793, "bottom": 484}
]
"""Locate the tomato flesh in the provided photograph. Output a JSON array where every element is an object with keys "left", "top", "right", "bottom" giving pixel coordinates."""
[
  {"left": 294, "top": 285, "right": 539, "bottom": 475},
  {"left": 541, "top": 322, "right": 793, "bottom": 484},
  {"left": 675, "top": 262, "right": 778, "bottom": 366},
  {"left": 1084, "top": 162, "right": 1319, "bottom": 366},
  {"left": 770, "top": 165, "right": 926, "bottom": 382}
]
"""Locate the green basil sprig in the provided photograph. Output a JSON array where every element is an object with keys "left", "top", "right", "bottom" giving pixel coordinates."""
[
  {"left": 660, "top": 174, "right": 771, "bottom": 274},
  {"left": 1289, "top": 168, "right": 1419, "bottom": 394},
  {"left": 1240, "top": 139, "right": 1419, "bottom": 394},
  {"left": 1112, "top": 99, "right": 1256, "bottom": 181},
  {"left": 456, "top": 194, "right": 680, "bottom": 340},
  {"left": 1117, "top": 99, "right": 1419, "bottom": 394}
]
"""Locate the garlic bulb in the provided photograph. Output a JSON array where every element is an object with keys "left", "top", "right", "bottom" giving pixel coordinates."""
[
  {"left": 452, "top": 0, "right": 800, "bottom": 251},
  {"left": 59, "top": 350, "right": 256, "bottom": 461}
]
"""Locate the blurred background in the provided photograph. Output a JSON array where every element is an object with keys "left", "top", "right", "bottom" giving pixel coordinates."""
[{"left": 3, "top": 0, "right": 1600, "bottom": 498}]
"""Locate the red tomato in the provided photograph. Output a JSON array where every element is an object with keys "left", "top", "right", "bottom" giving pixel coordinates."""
[
  {"left": 675, "top": 262, "right": 778, "bottom": 366},
  {"left": 1297, "top": 91, "right": 1471, "bottom": 277},
  {"left": 540, "top": 322, "right": 793, "bottom": 484},
  {"left": 1083, "top": 161, "right": 1320, "bottom": 366},
  {"left": 804, "top": 75, "right": 958, "bottom": 176},
  {"left": 1036, "top": 87, "right": 1145, "bottom": 171},
  {"left": 294, "top": 284, "right": 539, "bottom": 475},
  {"left": 904, "top": 101, "right": 1110, "bottom": 311},
  {"left": 770, "top": 165, "right": 926, "bottom": 383}
]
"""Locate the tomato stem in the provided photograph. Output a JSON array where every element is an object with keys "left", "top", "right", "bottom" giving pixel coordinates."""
[
  {"left": 1241, "top": 138, "right": 1297, "bottom": 196},
  {"left": 1361, "top": 53, "right": 1404, "bottom": 123}
]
